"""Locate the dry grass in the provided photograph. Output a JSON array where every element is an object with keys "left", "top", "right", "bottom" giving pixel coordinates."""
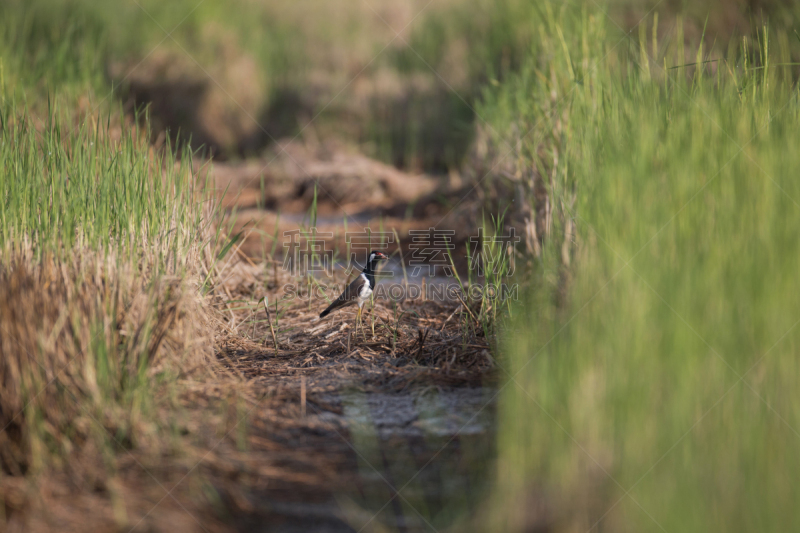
[
  {"left": 0, "top": 237, "right": 214, "bottom": 513},
  {"left": 215, "top": 260, "right": 496, "bottom": 382}
]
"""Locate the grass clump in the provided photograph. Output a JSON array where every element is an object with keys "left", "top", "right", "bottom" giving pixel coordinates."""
[
  {"left": 0, "top": 104, "right": 202, "bottom": 253},
  {"left": 0, "top": 100, "right": 214, "bottom": 523},
  {"left": 479, "top": 4, "right": 800, "bottom": 532}
]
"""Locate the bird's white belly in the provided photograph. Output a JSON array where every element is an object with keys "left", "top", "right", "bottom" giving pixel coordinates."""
[{"left": 357, "top": 274, "right": 372, "bottom": 306}]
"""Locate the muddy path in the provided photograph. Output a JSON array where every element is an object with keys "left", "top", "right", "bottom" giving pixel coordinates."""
[{"left": 201, "top": 148, "right": 499, "bottom": 531}]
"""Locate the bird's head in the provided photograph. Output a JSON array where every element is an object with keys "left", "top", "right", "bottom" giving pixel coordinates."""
[{"left": 368, "top": 251, "right": 388, "bottom": 264}]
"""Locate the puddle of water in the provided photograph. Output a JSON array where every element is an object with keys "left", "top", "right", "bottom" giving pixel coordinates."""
[
  {"left": 342, "top": 388, "right": 494, "bottom": 438},
  {"left": 337, "top": 387, "right": 496, "bottom": 532}
]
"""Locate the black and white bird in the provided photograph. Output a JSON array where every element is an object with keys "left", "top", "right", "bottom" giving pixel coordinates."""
[{"left": 319, "top": 251, "right": 388, "bottom": 332}]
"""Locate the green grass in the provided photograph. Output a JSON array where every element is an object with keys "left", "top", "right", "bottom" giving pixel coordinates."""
[
  {"left": 482, "top": 5, "right": 800, "bottom": 532},
  {"left": 0, "top": 104, "right": 202, "bottom": 256}
]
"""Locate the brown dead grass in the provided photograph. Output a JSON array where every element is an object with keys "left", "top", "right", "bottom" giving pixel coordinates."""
[
  {"left": 215, "top": 259, "right": 495, "bottom": 382},
  {"left": 0, "top": 250, "right": 208, "bottom": 466},
  {"left": 0, "top": 227, "right": 222, "bottom": 530}
]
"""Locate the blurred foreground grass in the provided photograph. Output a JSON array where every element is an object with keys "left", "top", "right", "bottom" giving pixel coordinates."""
[{"left": 478, "top": 5, "right": 800, "bottom": 532}]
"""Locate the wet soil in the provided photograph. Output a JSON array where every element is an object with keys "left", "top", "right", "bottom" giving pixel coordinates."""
[{"left": 225, "top": 385, "right": 496, "bottom": 533}]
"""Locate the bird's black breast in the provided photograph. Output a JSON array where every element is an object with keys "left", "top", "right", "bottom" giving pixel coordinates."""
[{"left": 363, "top": 270, "right": 376, "bottom": 290}]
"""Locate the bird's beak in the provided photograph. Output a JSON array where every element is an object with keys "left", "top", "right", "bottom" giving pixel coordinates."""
[{"left": 376, "top": 253, "right": 388, "bottom": 260}]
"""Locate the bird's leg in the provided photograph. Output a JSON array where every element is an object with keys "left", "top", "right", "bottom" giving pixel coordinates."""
[{"left": 369, "top": 299, "right": 375, "bottom": 339}]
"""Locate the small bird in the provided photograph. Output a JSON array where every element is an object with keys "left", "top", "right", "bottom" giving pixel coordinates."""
[{"left": 319, "top": 251, "right": 388, "bottom": 333}]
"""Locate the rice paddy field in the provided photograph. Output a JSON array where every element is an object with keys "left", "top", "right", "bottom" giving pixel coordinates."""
[{"left": 2, "top": 0, "right": 800, "bottom": 531}]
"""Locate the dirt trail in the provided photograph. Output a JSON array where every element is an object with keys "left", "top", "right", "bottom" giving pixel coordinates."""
[{"left": 199, "top": 148, "right": 498, "bottom": 531}]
